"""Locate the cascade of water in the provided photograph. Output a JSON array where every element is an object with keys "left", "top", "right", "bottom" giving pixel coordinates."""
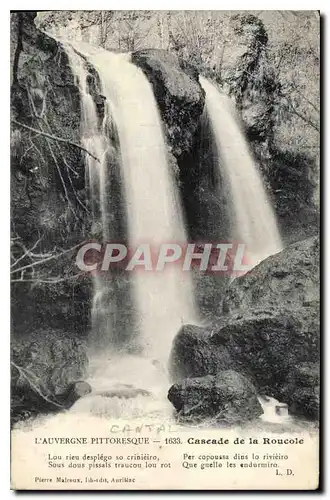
[
  {"left": 64, "top": 44, "right": 117, "bottom": 348},
  {"left": 199, "top": 77, "right": 282, "bottom": 269},
  {"left": 65, "top": 42, "right": 197, "bottom": 367}
]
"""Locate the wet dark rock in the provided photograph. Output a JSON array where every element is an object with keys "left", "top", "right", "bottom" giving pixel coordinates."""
[
  {"left": 288, "top": 362, "right": 320, "bottom": 387},
  {"left": 169, "top": 237, "right": 320, "bottom": 420},
  {"left": 57, "top": 380, "right": 92, "bottom": 408},
  {"left": 170, "top": 306, "right": 319, "bottom": 397},
  {"left": 10, "top": 12, "right": 84, "bottom": 237},
  {"left": 132, "top": 48, "right": 205, "bottom": 158},
  {"left": 168, "top": 370, "right": 263, "bottom": 424},
  {"left": 10, "top": 12, "right": 93, "bottom": 345},
  {"left": 169, "top": 323, "right": 233, "bottom": 383},
  {"left": 222, "top": 236, "right": 319, "bottom": 316},
  {"left": 279, "top": 362, "right": 320, "bottom": 420},
  {"left": 11, "top": 329, "right": 89, "bottom": 423},
  {"left": 287, "top": 386, "right": 320, "bottom": 420},
  {"left": 94, "top": 94, "right": 107, "bottom": 123},
  {"left": 211, "top": 307, "right": 319, "bottom": 393}
]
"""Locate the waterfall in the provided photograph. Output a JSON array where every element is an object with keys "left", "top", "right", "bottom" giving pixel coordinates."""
[
  {"left": 61, "top": 44, "right": 279, "bottom": 419},
  {"left": 65, "top": 42, "right": 197, "bottom": 370},
  {"left": 64, "top": 44, "right": 116, "bottom": 349},
  {"left": 199, "top": 77, "right": 282, "bottom": 268}
]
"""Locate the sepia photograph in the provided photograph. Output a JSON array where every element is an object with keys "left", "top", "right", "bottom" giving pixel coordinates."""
[{"left": 10, "top": 8, "right": 320, "bottom": 490}]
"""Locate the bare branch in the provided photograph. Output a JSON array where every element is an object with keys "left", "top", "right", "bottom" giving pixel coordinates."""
[
  {"left": 12, "top": 120, "right": 100, "bottom": 163},
  {"left": 287, "top": 104, "right": 320, "bottom": 132},
  {"left": 11, "top": 234, "right": 44, "bottom": 269},
  {"left": 12, "top": 14, "right": 23, "bottom": 85},
  {"left": 11, "top": 361, "right": 64, "bottom": 409},
  {"left": 279, "top": 92, "right": 320, "bottom": 132},
  {"left": 25, "top": 92, "right": 77, "bottom": 218},
  {"left": 11, "top": 272, "right": 84, "bottom": 284},
  {"left": 28, "top": 94, "right": 88, "bottom": 212},
  {"left": 290, "top": 82, "right": 320, "bottom": 114},
  {"left": 44, "top": 134, "right": 75, "bottom": 215},
  {"left": 11, "top": 242, "right": 82, "bottom": 275}
]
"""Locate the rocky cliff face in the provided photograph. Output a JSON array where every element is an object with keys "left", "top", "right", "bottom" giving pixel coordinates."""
[
  {"left": 168, "top": 370, "right": 263, "bottom": 425},
  {"left": 169, "top": 236, "right": 320, "bottom": 421},
  {"left": 11, "top": 12, "right": 90, "bottom": 332},
  {"left": 132, "top": 49, "right": 205, "bottom": 159},
  {"left": 10, "top": 12, "right": 93, "bottom": 422},
  {"left": 222, "top": 236, "right": 319, "bottom": 315}
]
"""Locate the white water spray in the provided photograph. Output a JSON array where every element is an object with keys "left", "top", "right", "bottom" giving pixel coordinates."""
[
  {"left": 85, "top": 46, "right": 197, "bottom": 361},
  {"left": 200, "top": 77, "right": 282, "bottom": 269},
  {"left": 64, "top": 44, "right": 115, "bottom": 348},
  {"left": 64, "top": 42, "right": 197, "bottom": 416}
]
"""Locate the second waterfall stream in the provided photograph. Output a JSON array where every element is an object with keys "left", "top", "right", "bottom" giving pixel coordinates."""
[{"left": 199, "top": 77, "right": 282, "bottom": 268}]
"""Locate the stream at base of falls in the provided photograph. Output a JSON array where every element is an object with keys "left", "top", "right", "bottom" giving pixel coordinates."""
[{"left": 13, "top": 352, "right": 316, "bottom": 436}]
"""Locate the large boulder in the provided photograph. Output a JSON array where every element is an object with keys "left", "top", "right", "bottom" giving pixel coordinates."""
[
  {"left": 169, "top": 323, "right": 233, "bottom": 383},
  {"left": 11, "top": 328, "right": 89, "bottom": 423},
  {"left": 132, "top": 48, "right": 205, "bottom": 158},
  {"left": 169, "top": 237, "right": 320, "bottom": 420},
  {"left": 222, "top": 236, "right": 319, "bottom": 316},
  {"left": 170, "top": 306, "right": 319, "bottom": 396},
  {"left": 168, "top": 370, "right": 263, "bottom": 424},
  {"left": 211, "top": 307, "right": 319, "bottom": 395},
  {"left": 279, "top": 362, "right": 320, "bottom": 420}
]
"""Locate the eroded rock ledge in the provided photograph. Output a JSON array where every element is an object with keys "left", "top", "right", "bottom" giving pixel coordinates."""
[{"left": 132, "top": 48, "right": 205, "bottom": 158}]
